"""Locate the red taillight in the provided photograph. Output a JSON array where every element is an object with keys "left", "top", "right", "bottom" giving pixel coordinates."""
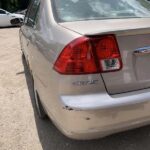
[
  {"left": 92, "top": 35, "right": 122, "bottom": 72},
  {"left": 54, "top": 35, "right": 122, "bottom": 74},
  {"left": 54, "top": 37, "right": 98, "bottom": 74}
]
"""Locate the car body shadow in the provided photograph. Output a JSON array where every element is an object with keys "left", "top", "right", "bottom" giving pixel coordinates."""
[
  {"left": 0, "top": 26, "right": 20, "bottom": 29},
  {"left": 22, "top": 56, "right": 150, "bottom": 150}
]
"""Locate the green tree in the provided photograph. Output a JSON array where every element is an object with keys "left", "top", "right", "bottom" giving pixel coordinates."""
[
  {"left": 0, "top": 0, "right": 30, "bottom": 12},
  {"left": 19, "top": 0, "right": 30, "bottom": 10}
]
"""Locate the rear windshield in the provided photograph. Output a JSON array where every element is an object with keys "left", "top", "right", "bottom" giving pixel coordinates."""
[{"left": 52, "top": 0, "right": 150, "bottom": 22}]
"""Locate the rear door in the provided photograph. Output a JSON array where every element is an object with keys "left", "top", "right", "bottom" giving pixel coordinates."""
[
  {"left": 102, "top": 30, "right": 150, "bottom": 94},
  {"left": 25, "top": 0, "right": 51, "bottom": 109},
  {"left": 25, "top": 0, "right": 40, "bottom": 66},
  {"left": 20, "top": 0, "right": 37, "bottom": 62}
]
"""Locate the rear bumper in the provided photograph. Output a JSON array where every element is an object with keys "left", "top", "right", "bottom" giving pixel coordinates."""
[
  {"left": 60, "top": 88, "right": 150, "bottom": 110},
  {"left": 56, "top": 89, "right": 150, "bottom": 139},
  {"left": 63, "top": 116, "right": 150, "bottom": 140}
]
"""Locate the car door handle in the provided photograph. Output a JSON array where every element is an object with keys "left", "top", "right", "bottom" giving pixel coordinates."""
[{"left": 134, "top": 46, "right": 150, "bottom": 56}]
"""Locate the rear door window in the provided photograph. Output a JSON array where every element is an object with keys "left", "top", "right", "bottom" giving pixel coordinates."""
[
  {"left": 26, "top": 0, "right": 40, "bottom": 27},
  {"left": 24, "top": 0, "right": 34, "bottom": 23},
  {"left": 0, "top": 10, "right": 6, "bottom": 14}
]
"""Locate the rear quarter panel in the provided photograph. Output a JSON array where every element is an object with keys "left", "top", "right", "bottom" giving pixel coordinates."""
[{"left": 28, "top": 0, "right": 107, "bottom": 129}]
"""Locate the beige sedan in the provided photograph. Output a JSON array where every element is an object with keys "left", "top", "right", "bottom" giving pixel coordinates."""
[{"left": 20, "top": 0, "right": 150, "bottom": 139}]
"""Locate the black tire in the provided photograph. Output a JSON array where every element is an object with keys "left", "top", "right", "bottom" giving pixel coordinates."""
[
  {"left": 10, "top": 18, "right": 23, "bottom": 26},
  {"left": 34, "top": 88, "right": 47, "bottom": 119}
]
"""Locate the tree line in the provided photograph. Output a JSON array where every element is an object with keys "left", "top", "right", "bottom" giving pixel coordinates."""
[{"left": 0, "top": 0, "right": 30, "bottom": 12}]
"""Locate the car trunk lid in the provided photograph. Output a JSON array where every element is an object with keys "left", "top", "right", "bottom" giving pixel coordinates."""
[{"left": 59, "top": 18, "right": 150, "bottom": 94}]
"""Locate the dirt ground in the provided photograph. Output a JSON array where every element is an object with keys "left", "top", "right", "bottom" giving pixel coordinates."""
[{"left": 1, "top": 28, "right": 150, "bottom": 150}]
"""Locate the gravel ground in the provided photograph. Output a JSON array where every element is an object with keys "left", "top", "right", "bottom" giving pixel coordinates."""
[{"left": 1, "top": 28, "right": 150, "bottom": 150}]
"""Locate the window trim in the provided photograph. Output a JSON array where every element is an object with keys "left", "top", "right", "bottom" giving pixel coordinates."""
[
  {"left": 0, "top": 9, "right": 7, "bottom": 14},
  {"left": 25, "top": 0, "right": 40, "bottom": 28},
  {"left": 24, "top": 0, "right": 34, "bottom": 24}
]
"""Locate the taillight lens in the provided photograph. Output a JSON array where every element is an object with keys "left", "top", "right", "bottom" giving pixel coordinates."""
[
  {"left": 54, "top": 35, "right": 122, "bottom": 74},
  {"left": 92, "top": 35, "right": 122, "bottom": 72},
  {"left": 54, "top": 37, "right": 98, "bottom": 74}
]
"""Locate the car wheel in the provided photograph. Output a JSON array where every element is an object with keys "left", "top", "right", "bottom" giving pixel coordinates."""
[
  {"left": 33, "top": 85, "right": 47, "bottom": 119},
  {"left": 10, "top": 18, "right": 23, "bottom": 26}
]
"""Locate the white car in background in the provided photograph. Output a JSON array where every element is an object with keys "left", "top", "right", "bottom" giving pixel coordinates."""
[{"left": 0, "top": 9, "right": 24, "bottom": 27}]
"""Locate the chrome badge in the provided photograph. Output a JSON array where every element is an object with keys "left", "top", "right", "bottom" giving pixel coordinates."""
[{"left": 134, "top": 46, "right": 150, "bottom": 56}]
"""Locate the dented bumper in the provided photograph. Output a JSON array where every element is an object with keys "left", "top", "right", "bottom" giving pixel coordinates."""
[{"left": 57, "top": 89, "right": 150, "bottom": 139}]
